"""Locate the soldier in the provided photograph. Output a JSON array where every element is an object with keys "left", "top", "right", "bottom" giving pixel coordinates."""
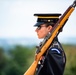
[{"left": 34, "top": 13, "right": 66, "bottom": 75}]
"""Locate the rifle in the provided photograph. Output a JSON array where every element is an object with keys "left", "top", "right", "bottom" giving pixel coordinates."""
[{"left": 24, "top": 0, "right": 76, "bottom": 75}]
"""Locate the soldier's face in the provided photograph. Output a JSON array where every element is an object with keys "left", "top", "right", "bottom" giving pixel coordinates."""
[{"left": 35, "top": 24, "right": 52, "bottom": 39}]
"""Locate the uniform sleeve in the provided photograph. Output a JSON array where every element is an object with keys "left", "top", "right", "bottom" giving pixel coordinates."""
[
  {"left": 36, "top": 47, "right": 66, "bottom": 75},
  {"left": 46, "top": 47, "right": 66, "bottom": 75}
]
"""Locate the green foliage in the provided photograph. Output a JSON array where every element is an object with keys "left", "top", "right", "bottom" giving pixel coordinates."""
[
  {"left": 0, "top": 48, "right": 7, "bottom": 75},
  {"left": 0, "top": 45, "right": 35, "bottom": 75},
  {"left": 7, "top": 45, "right": 35, "bottom": 75},
  {"left": 62, "top": 44, "right": 76, "bottom": 75},
  {"left": 0, "top": 44, "right": 76, "bottom": 75}
]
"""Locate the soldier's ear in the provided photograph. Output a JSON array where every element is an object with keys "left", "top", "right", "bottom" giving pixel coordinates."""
[{"left": 47, "top": 26, "right": 52, "bottom": 31}]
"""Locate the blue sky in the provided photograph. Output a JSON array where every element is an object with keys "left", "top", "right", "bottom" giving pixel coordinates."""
[{"left": 0, "top": 0, "right": 76, "bottom": 43}]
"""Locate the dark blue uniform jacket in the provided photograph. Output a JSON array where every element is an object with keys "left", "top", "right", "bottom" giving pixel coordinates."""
[{"left": 36, "top": 38, "right": 66, "bottom": 75}]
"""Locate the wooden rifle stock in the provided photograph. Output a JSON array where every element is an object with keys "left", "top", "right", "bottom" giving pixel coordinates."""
[{"left": 24, "top": 1, "right": 76, "bottom": 75}]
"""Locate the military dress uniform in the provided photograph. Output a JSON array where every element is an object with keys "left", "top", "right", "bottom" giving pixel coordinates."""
[
  {"left": 34, "top": 13, "right": 66, "bottom": 75},
  {"left": 36, "top": 38, "right": 66, "bottom": 75}
]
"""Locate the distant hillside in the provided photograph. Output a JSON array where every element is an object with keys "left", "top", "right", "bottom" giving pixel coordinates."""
[
  {"left": 0, "top": 37, "right": 76, "bottom": 50},
  {"left": 59, "top": 37, "right": 76, "bottom": 45},
  {"left": 0, "top": 38, "right": 40, "bottom": 50}
]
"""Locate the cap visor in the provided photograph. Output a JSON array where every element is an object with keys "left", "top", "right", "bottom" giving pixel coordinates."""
[{"left": 34, "top": 22, "right": 44, "bottom": 26}]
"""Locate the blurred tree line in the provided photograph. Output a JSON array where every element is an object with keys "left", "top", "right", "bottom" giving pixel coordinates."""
[{"left": 0, "top": 44, "right": 76, "bottom": 75}]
